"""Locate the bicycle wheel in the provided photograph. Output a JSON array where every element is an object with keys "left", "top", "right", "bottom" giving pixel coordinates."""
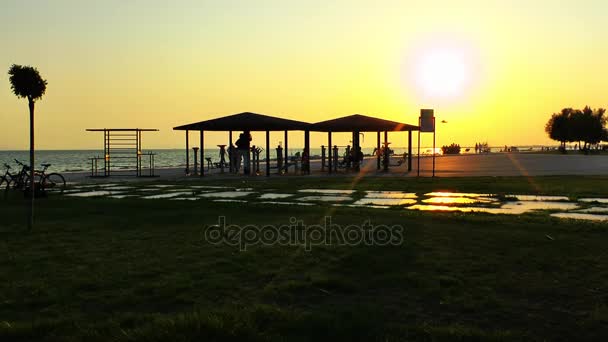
[
  {"left": 23, "top": 173, "right": 44, "bottom": 195},
  {"left": 42, "top": 173, "right": 66, "bottom": 194}
]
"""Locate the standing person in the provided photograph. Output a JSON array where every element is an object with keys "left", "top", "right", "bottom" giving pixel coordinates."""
[
  {"left": 228, "top": 143, "right": 236, "bottom": 173},
  {"left": 235, "top": 134, "right": 245, "bottom": 173},
  {"left": 238, "top": 131, "right": 252, "bottom": 175}
]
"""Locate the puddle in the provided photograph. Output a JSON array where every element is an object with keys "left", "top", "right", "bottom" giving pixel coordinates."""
[
  {"left": 170, "top": 197, "right": 199, "bottom": 201},
  {"left": 236, "top": 188, "right": 254, "bottom": 191},
  {"left": 71, "top": 184, "right": 100, "bottom": 189},
  {"left": 107, "top": 195, "right": 139, "bottom": 199},
  {"left": 364, "top": 191, "right": 417, "bottom": 199},
  {"left": 509, "top": 195, "right": 570, "bottom": 201},
  {"left": 94, "top": 184, "right": 120, "bottom": 188},
  {"left": 299, "top": 189, "right": 356, "bottom": 195},
  {"left": 551, "top": 213, "right": 608, "bottom": 222},
  {"left": 63, "top": 189, "right": 86, "bottom": 194},
  {"left": 213, "top": 199, "right": 247, "bottom": 203},
  {"left": 102, "top": 186, "right": 135, "bottom": 190},
  {"left": 167, "top": 188, "right": 196, "bottom": 192},
  {"left": 136, "top": 188, "right": 161, "bottom": 192},
  {"left": 579, "top": 198, "right": 608, "bottom": 204},
  {"left": 191, "top": 185, "right": 232, "bottom": 189},
  {"left": 422, "top": 197, "right": 495, "bottom": 205},
  {"left": 199, "top": 191, "right": 256, "bottom": 198},
  {"left": 142, "top": 192, "right": 192, "bottom": 199},
  {"left": 425, "top": 192, "right": 492, "bottom": 198},
  {"left": 259, "top": 193, "right": 293, "bottom": 199},
  {"left": 298, "top": 196, "right": 353, "bottom": 202},
  {"left": 354, "top": 198, "right": 417, "bottom": 206},
  {"left": 258, "top": 201, "right": 315, "bottom": 206},
  {"left": 149, "top": 185, "right": 175, "bottom": 188},
  {"left": 501, "top": 201, "right": 579, "bottom": 212},
  {"left": 407, "top": 204, "right": 480, "bottom": 212},
  {"left": 576, "top": 207, "right": 608, "bottom": 213},
  {"left": 407, "top": 201, "right": 579, "bottom": 214},
  {"left": 66, "top": 191, "right": 122, "bottom": 197},
  {"left": 333, "top": 204, "right": 390, "bottom": 209}
]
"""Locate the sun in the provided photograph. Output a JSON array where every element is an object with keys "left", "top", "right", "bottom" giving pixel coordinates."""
[{"left": 414, "top": 47, "right": 470, "bottom": 100}]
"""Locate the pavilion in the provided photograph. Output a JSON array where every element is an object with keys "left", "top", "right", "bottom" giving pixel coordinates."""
[
  {"left": 310, "top": 114, "right": 419, "bottom": 172},
  {"left": 173, "top": 112, "right": 312, "bottom": 176}
]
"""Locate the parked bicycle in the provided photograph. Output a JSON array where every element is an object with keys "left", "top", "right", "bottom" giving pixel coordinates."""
[
  {"left": 1, "top": 160, "right": 29, "bottom": 193},
  {"left": 2, "top": 160, "right": 66, "bottom": 195}
]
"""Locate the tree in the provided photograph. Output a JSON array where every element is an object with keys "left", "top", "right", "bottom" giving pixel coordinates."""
[
  {"left": 545, "top": 108, "right": 571, "bottom": 152},
  {"left": 8, "top": 64, "right": 48, "bottom": 230},
  {"left": 545, "top": 106, "right": 607, "bottom": 153}
]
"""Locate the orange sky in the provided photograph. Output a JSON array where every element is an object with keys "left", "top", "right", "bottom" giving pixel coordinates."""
[{"left": 1, "top": 0, "right": 607, "bottom": 150}]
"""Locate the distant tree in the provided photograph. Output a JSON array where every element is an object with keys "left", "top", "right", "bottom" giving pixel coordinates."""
[
  {"left": 545, "top": 106, "right": 607, "bottom": 153},
  {"left": 545, "top": 108, "right": 571, "bottom": 152},
  {"left": 441, "top": 143, "right": 461, "bottom": 155},
  {"left": 8, "top": 64, "right": 48, "bottom": 230}
]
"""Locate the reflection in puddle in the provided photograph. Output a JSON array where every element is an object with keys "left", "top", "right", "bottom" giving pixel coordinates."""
[
  {"left": 94, "top": 184, "right": 119, "bottom": 188},
  {"left": 149, "top": 185, "right": 175, "bottom": 188},
  {"left": 354, "top": 198, "right": 416, "bottom": 206},
  {"left": 576, "top": 207, "right": 608, "bottom": 213},
  {"left": 258, "top": 201, "right": 314, "bottom": 206},
  {"left": 501, "top": 201, "right": 579, "bottom": 212},
  {"left": 333, "top": 204, "right": 390, "bottom": 209},
  {"left": 199, "top": 191, "right": 255, "bottom": 198},
  {"left": 364, "top": 191, "right": 417, "bottom": 199},
  {"left": 63, "top": 189, "right": 85, "bottom": 194},
  {"left": 108, "top": 194, "right": 139, "bottom": 199},
  {"left": 298, "top": 196, "right": 353, "bottom": 202},
  {"left": 191, "top": 185, "right": 232, "bottom": 189},
  {"left": 407, "top": 204, "right": 480, "bottom": 212},
  {"left": 66, "top": 191, "right": 122, "bottom": 197},
  {"left": 170, "top": 197, "right": 199, "bottom": 201},
  {"left": 103, "top": 186, "right": 135, "bottom": 191},
  {"left": 142, "top": 192, "right": 192, "bottom": 199},
  {"left": 408, "top": 201, "right": 579, "bottom": 215},
  {"left": 259, "top": 193, "right": 293, "bottom": 199},
  {"left": 579, "top": 198, "right": 608, "bottom": 204},
  {"left": 299, "top": 189, "right": 356, "bottom": 195},
  {"left": 213, "top": 199, "right": 247, "bottom": 203},
  {"left": 551, "top": 213, "right": 608, "bottom": 222},
  {"left": 425, "top": 192, "right": 492, "bottom": 198},
  {"left": 137, "top": 188, "right": 161, "bottom": 192},
  {"left": 422, "top": 197, "right": 494, "bottom": 205},
  {"left": 236, "top": 188, "right": 254, "bottom": 191},
  {"left": 509, "top": 195, "right": 570, "bottom": 202}
]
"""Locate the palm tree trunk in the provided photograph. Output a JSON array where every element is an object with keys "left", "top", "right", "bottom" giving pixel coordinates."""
[{"left": 28, "top": 99, "right": 35, "bottom": 230}]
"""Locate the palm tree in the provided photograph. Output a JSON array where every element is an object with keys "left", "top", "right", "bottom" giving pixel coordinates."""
[{"left": 8, "top": 64, "right": 48, "bottom": 230}]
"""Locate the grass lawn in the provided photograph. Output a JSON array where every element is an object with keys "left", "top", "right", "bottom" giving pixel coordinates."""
[{"left": 1, "top": 176, "right": 608, "bottom": 341}]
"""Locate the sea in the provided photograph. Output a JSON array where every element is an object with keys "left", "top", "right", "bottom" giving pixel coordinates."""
[{"left": 0, "top": 145, "right": 557, "bottom": 174}]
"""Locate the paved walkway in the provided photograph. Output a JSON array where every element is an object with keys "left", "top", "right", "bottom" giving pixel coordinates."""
[{"left": 62, "top": 153, "right": 608, "bottom": 182}]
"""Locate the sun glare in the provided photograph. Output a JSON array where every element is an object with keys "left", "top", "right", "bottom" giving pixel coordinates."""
[
  {"left": 415, "top": 49, "right": 468, "bottom": 98},
  {"left": 404, "top": 36, "right": 479, "bottom": 105},
  {"left": 416, "top": 50, "right": 469, "bottom": 97}
]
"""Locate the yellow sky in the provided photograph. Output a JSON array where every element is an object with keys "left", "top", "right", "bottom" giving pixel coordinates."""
[{"left": 1, "top": 0, "right": 607, "bottom": 150}]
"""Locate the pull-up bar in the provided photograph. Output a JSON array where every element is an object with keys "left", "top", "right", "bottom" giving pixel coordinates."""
[{"left": 86, "top": 128, "right": 159, "bottom": 177}]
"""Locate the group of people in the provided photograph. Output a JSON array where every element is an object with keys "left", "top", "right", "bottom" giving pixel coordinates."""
[{"left": 474, "top": 142, "right": 488, "bottom": 154}]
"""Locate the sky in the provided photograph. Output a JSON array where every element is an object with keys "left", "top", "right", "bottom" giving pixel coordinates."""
[{"left": 1, "top": 0, "right": 607, "bottom": 150}]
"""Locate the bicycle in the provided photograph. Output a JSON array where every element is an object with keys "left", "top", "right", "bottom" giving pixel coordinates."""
[
  {"left": 6, "top": 160, "right": 66, "bottom": 195},
  {"left": 1, "top": 160, "right": 29, "bottom": 193},
  {"left": 32, "top": 163, "right": 66, "bottom": 195}
]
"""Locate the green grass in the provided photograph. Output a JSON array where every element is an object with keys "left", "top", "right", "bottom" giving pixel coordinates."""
[{"left": 1, "top": 176, "right": 608, "bottom": 341}]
